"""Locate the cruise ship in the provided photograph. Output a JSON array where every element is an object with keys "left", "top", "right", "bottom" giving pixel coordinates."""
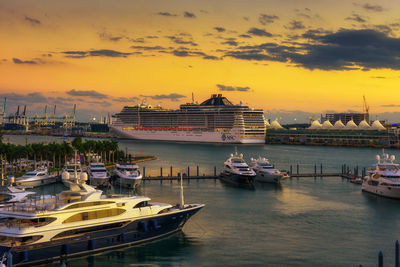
[{"left": 111, "top": 94, "right": 266, "bottom": 143}]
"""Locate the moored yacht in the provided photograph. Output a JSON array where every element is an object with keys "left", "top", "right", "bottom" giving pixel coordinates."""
[
  {"left": 15, "top": 168, "right": 57, "bottom": 187},
  {"left": 362, "top": 152, "right": 400, "bottom": 199},
  {"left": 61, "top": 161, "right": 84, "bottom": 186},
  {"left": 87, "top": 162, "right": 110, "bottom": 187},
  {"left": 220, "top": 151, "right": 256, "bottom": 184},
  {"left": 249, "top": 157, "right": 288, "bottom": 183},
  {"left": 0, "top": 180, "right": 204, "bottom": 266},
  {"left": 113, "top": 164, "right": 142, "bottom": 188}
]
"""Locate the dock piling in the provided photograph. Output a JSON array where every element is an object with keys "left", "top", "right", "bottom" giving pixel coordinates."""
[
  {"left": 396, "top": 240, "right": 399, "bottom": 267},
  {"left": 290, "top": 165, "right": 292, "bottom": 175},
  {"left": 296, "top": 164, "right": 299, "bottom": 174},
  {"left": 188, "top": 166, "right": 190, "bottom": 177},
  {"left": 170, "top": 166, "right": 173, "bottom": 177},
  {"left": 378, "top": 251, "right": 383, "bottom": 267},
  {"left": 214, "top": 166, "right": 217, "bottom": 176},
  {"left": 160, "top": 167, "right": 163, "bottom": 177},
  {"left": 197, "top": 166, "right": 199, "bottom": 176}
]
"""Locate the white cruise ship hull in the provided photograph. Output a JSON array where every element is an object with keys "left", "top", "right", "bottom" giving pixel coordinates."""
[
  {"left": 361, "top": 182, "right": 400, "bottom": 199},
  {"left": 111, "top": 126, "right": 265, "bottom": 144}
]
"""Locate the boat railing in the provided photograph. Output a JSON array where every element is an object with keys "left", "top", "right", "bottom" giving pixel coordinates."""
[{"left": 2, "top": 196, "right": 71, "bottom": 213}]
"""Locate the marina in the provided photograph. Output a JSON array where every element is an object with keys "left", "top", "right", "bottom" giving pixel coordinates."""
[{"left": 0, "top": 135, "right": 398, "bottom": 266}]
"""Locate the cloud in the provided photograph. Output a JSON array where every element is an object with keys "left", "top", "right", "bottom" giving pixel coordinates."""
[
  {"left": 158, "top": 12, "right": 177, "bottom": 17},
  {"left": 62, "top": 49, "right": 133, "bottom": 58},
  {"left": 286, "top": 20, "right": 306, "bottom": 30},
  {"left": 170, "top": 49, "right": 219, "bottom": 60},
  {"left": 12, "top": 58, "right": 37, "bottom": 64},
  {"left": 130, "top": 45, "right": 166, "bottom": 51},
  {"left": 216, "top": 84, "right": 251, "bottom": 92},
  {"left": 184, "top": 12, "right": 196, "bottom": 18},
  {"left": 24, "top": 16, "right": 40, "bottom": 25},
  {"left": 346, "top": 13, "right": 367, "bottom": 23},
  {"left": 247, "top": 27, "right": 273, "bottom": 37},
  {"left": 98, "top": 30, "right": 125, "bottom": 42},
  {"left": 238, "top": 34, "right": 252, "bottom": 38},
  {"left": 140, "top": 93, "right": 186, "bottom": 101},
  {"left": 66, "top": 89, "right": 107, "bottom": 99},
  {"left": 166, "top": 36, "right": 197, "bottom": 46},
  {"left": 362, "top": 3, "right": 384, "bottom": 12},
  {"left": 214, "top": 27, "right": 226, "bottom": 32},
  {"left": 371, "top": 76, "right": 386, "bottom": 79},
  {"left": 0, "top": 92, "right": 47, "bottom": 103},
  {"left": 259, "top": 14, "right": 279, "bottom": 25},
  {"left": 113, "top": 96, "right": 139, "bottom": 102},
  {"left": 221, "top": 38, "right": 238, "bottom": 46},
  {"left": 225, "top": 29, "right": 400, "bottom": 70}
]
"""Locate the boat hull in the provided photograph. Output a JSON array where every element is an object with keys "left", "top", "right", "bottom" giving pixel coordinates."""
[
  {"left": 111, "top": 126, "right": 265, "bottom": 144},
  {"left": 114, "top": 176, "right": 142, "bottom": 188},
  {"left": 255, "top": 173, "right": 284, "bottom": 183},
  {"left": 0, "top": 205, "right": 203, "bottom": 266},
  {"left": 361, "top": 182, "right": 400, "bottom": 199},
  {"left": 89, "top": 177, "right": 110, "bottom": 187},
  {"left": 219, "top": 173, "right": 255, "bottom": 185}
]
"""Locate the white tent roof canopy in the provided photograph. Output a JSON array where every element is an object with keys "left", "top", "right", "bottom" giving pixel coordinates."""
[{"left": 270, "top": 119, "right": 284, "bottom": 129}]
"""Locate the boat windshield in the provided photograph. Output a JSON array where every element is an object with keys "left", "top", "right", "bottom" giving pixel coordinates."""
[
  {"left": 232, "top": 159, "right": 245, "bottom": 164},
  {"left": 91, "top": 164, "right": 105, "bottom": 168},
  {"left": 24, "top": 172, "right": 37, "bottom": 176},
  {"left": 262, "top": 166, "right": 274, "bottom": 169},
  {"left": 91, "top": 169, "right": 107, "bottom": 172},
  {"left": 238, "top": 167, "right": 250, "bottom": 171}
]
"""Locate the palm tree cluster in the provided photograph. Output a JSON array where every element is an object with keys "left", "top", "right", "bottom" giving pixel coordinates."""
[{"left": 0, "top": 138, "right": 124, "bottom": 173}]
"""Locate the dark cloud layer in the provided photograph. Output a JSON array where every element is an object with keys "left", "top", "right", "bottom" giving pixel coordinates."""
[
  {"left": 66, "top": 89, "right": 107, "bottom": 99},
  {"left": 259, "top": 14, "right": 279, "bottom": 25},
  {"left": 184, "top": 12, "right": 196, "bottom": 18},
  {"left": 158, "top": 12, "right": 177, "bottom": 17},
  {"left": 225, "top": 29, "right": 400, "bottom": 71},
  {"left": 12, "top": 58, "right": 37, "bottom": 64},
  {"left": 214, "top": 27, "right": 226, "bottom": 32},
  {"left": 62, "top": 49, "right": 133, "bottom": 58},
  {"left": 24, "top": 16, "right": 40, "bottom": 25},
  {"left": 217, "top": 84, "right": 251, "bottom": 92},
  {"left": 247, "top": 27, "right": 273, "bottom": 37},
  {"left": 287, "top": 20, "right": 306, "bottom": 30},
  {"left": 362, "top": 3, "right": 384, "bottom": 12},
  {"left": 346, "top": 13, "right": 367, "bottom": 23}
]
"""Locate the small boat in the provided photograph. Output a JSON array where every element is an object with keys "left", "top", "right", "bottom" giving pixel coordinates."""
[
  {"left": 15, "top": 167, "right": 57, "bottom": 187},
  {"left": 87, "top": 162, "right": 110, "bottom": 187},
  {"left": 350, "top": 177, "right": 363, "bottom": 184},
  {"left": 113, "top": 164, "right": 143, "bottom": 188},
  {"left": 362, "top": 151, "right": 400, "bottom": 198},
  {"left": 0, "top": 175, "right": 204, "bottom": 266},
  {"left": 220, "top": 150, "right": 256, "bottom": 185},
  {"left": 249, "top": 157, "right": 288, "bottom": 183}
]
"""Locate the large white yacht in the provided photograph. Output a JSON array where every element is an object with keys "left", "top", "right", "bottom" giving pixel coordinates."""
[
  {"left": 249, "top": 157, "right": 288, "bottom": 183},
  {"left": 15, "top": 168, "right": 57, "bottom": 187},
  {"left": 362, "top": 151, "right": 400, "bottom": 199},
  {"left": 220, "top": 151, "right": 256, "bottom": 184},
  {"left": 113, "top": 164, "right": 143, "bottom": 188},
  {"left": 87, "top": 162, "right": 110, "bottom": 187},
  {"left": 0, "top": 180, "right": 204, "bottom": 266}
]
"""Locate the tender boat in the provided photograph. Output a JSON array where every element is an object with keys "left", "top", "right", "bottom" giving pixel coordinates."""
[
  {"left": 15, "top": 168, "right": 57, "bottom": 187},
  {"left": 220, "top": 151, "right": 256, "bottom": 184},
  {"left": 361, "top": 151, "right": 400, "bottom": 199},
  {"left": 0, "top": 177, "right": 204, "bottom": 266},
  {"left": 249, "top": 157, "right": 288, "bottom": 183},
  {"left": 113, "top": 164, "right": 142, "bottom": 188},
  {"left": 87, "top": 162, "right": 110, "bottom": 187}
]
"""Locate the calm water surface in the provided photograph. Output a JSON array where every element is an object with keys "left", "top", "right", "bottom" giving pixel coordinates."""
[{"left": 5, "top": 135, "right": 400, "bottom": 266}]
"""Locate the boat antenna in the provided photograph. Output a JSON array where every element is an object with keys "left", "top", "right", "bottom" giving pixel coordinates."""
[
  {"left": 180, "top": 171, "right": 184, "bottom": 209},
  {"left": 234, "top": 146, "right": 238, "bottom": 156},
  {"left": 74, "top": 149, "right": 77, "bottom": 183},
  {"left": 192, "top": 92, "right": 194, "bottom": 104}
]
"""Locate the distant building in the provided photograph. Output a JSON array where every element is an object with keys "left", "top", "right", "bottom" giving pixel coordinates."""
[{"left": 323, "top": 113, "right": 369, "bottom": 126}]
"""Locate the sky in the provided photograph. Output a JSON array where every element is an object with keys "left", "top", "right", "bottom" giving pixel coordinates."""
[{"left": 1, "top": 0, "right": 400, "bottom": 123}]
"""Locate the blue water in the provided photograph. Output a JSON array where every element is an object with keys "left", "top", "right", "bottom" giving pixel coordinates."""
[{"left": 5, "top": 135, "right": 400, "bottom": 266}]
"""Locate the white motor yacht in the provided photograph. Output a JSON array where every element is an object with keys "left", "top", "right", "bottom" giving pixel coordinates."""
[
  {"left": 362, "top": 151, "right": 400, "bottom": 199},
  {"left": 61, "top": 162, "right": 85, "bottom": 186},
  {"left": 88, "top": 162, "right": 110, "bottom": 187},
  {"left": 113, "top": 164, "right": 143, "bottom": 188},
  {"left": 0, "top": 178, "right": 204, "bottom": 266},
  {"left": 249, "top": 157, "right": 288, "bottom": 183},
  {"left": 15, "top": 168, "right": 57, "bottom": 187},
  {"left": 220, "top": 151, "right": 256, "bottom": 184}
]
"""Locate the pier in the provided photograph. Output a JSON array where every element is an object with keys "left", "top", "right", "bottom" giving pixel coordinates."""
[{"left": 141, "top": 164, "right": 362, "bottom": 181}]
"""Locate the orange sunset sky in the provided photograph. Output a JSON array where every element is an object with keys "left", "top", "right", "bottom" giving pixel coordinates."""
[{"left": 1, "top": 0, "right": 400, "bottom": 122}]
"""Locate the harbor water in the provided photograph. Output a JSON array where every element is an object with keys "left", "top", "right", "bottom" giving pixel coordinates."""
[{"left": 5, "top": 135, "right": 400, "bottom": 266}]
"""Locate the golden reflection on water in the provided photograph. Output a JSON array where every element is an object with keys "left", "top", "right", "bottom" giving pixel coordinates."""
[{"left": 277, "top": 188, "right": 354, "bottom": 215}]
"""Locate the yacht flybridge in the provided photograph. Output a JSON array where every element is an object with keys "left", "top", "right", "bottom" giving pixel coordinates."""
[
  {"left": 220, "top": 150, "right": 256, "bottom": 184},
  {"left": 113, "top": 164, "right": 143, "bottom": 188},
  {"left": 362, "top": 151, "right": 400, "bottom": 199},
  {"left": 88, "top": 162, "right": 110, "bottom": 187},
  {"left": 249, "top": 157, "right": 288, "bottom": 183},
  {"left": 0, "top": 178, "right": 204, "bottom": 266}
]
